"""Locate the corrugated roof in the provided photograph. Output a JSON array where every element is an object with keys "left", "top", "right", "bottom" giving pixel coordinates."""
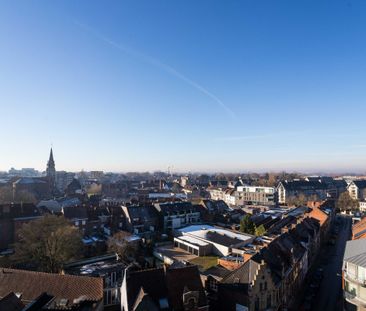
[{"left": 344, "top": 239, "right": 366, "bottom": 267}]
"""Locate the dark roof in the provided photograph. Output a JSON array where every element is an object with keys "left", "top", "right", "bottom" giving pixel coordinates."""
[
  {"left": 353, "top": 180, "right": 366, "bottom": 189},
  {"left": 132, "top": 288, "right": 159, "bottom": 311},
  {"left": 154, "top": 202, "right": 200, "bottom": 214},
  {"left": 279, "top": 180, "right": 327, "bottom": 191},
  {"left": 127, "top": 265, "right": 207, "bottom": 311},
  {"left": 66, "top": 178, "right": 82, "bottom": 190},
  {"left": 203, "top": 265, "right": 231, "bottom": 279},
  {"left": 222, "top": 260, "right": 259, "bottom": 286},
  {"left": 201, "top": 200, "right": 229, "bottom": 212},
  {"left": 0, "top": 292, "right": 24, "bottom": 311},
  {"left": 126, "top": 268, "right": 168, "bottom": 310},
  {"left": 165, "top": 264, "right": 207, "bottom": 310},
  {"left": 125, "top": 205, "right": 158, "bottom": 224},
  {"left": 13, "top": 177, "right": 47, "bottom": 185},
  {"left": 0, "top": 203, "right": 41, "bottom": 220},
  {"left": 0, "top": 268, "right": 103, "bottom": 307},
  {"left": 62, "top": 206, "right": 88, "bottom": 220},
  {"left": 205, "top": 231, "right": 244, "bottom": 247}
]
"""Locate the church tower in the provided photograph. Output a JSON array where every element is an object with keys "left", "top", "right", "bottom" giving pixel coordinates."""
[{"left": 46, "top": 148, "right": 56, "bottom": 190}]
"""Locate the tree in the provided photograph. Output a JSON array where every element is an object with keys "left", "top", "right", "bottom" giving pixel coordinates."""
[
  {"left": 337, "top": 192, "right": 359, "bottom": 213},
  {"left": 108, "top": 231, "right": 139, "bottom": 262},
  {"left": 255, "top": 224, "right": 266, "bottom": 237},
  {"left": 287, "top": 193, "right": 308, "bottom": 207},
  {"left": 240, "top": 215, "right": 256, "bottom": 235},
  {"left": 0, "top": 187, "right": 36, "bottom": 204},
  {"left": 13, "top": 215, "right": 82, "bottom": 273}
]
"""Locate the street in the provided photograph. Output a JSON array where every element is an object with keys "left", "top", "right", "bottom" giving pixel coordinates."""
[{"left": 313, "top": 215, "right": 352, "bottom": 311}]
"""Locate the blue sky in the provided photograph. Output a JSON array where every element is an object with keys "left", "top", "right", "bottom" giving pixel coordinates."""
[{"left": 1, "top": 0, "right": 366, "bottom": 173}]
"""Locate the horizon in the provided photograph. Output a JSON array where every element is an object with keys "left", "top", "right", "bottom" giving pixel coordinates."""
[{"left": 2, "top": 1, "right": 366, "bottom": 172}]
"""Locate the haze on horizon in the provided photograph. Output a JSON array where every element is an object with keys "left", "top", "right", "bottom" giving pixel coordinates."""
[{"left": 1, "top": 1, "right": 366, "bottom": 173}]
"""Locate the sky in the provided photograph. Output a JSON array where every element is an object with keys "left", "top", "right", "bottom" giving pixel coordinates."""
[{"left": 1, "top": 0, "right": 366, "bottom": 173}]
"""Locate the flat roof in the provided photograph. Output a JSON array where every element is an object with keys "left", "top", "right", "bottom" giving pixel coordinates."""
[
  {"left": 178, "top": 225, "right": 253, "bottom": 247},
  {"left": 176, "top": 236, "right": 209, "bottom": 247}
]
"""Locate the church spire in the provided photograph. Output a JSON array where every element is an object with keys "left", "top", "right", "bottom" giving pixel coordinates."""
[
  {"left": 46, "top": 148, "right": 56, "bottom": 191},
  {"left": 48, "top": 148, "right": 55, "bottom": 167}
]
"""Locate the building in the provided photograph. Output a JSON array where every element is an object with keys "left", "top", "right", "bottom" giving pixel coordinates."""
[
  {"left": 122, "top": 204, "right": 159, "bottom": 237},
  {"left": 12, "top": 177, "right": 49, "bottom": 200},
  {"left": 277, "top": 180, "right": 328, "bottom": 204},
  {"left": 56, "top": 171, "right": 75, "bottom": 193},
  {"left": 174, "top": 225, "right": 254, "bottom": 257},
  {"left": 154, "top": 202, "right": 202, "bottom": 232},
  {"left": 343, "top": 239, "right": 366, "bottom": 311},
  {"left": 348, "top": 180, "right": 366, "bottom": 201},
  {"left": 0, "top": 268, "right": 104, "bottom": 310},
  {"left": 217, "top": 230, "right": 308, "bottom": 311},
  {"left": 121, "top": 263, "right": 208, "bottom": 311},
  {"left": 46, "top": 148, "right": 56, "bottom": 193},
  {"left": 0, "top": 203, "right": 42, "bottom": 251},
  {"left": 64, "top": 253, "right": 125, "bottom": 308},
  {"left": 360, "top": 201, "right": 366, "bottom": 213},
  {"left": 236, "top": 186, "right": 275, "bottom": 206},
  {"left": 352, "top": 218, "right": 366, "bottom": 240},
  {"left": 306, "top": 202, "right": 332, "bottom": 242}
]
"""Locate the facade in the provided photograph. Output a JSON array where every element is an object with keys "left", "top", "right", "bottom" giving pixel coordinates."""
[
  {"left": 348, "top": 180, "right": 366, "bottom": 201},
  {"left": 122, "top": 204, "right": 159, "bottom": 237},
  {"left": 343, "top": 239, "right": 366, "bottom": 311},
  {"left": 236, "top": 186, "right": 275, "bottom": 206},
  {"left": 207, "top": 187, "right": 226, "bottom": 202},
  {"left": 154, "top": 202, "right": 202, "bottom": 232},
  {"left": 277, "top": 180, "right": 328, "bottom": 204},
  {"left": 56, "top": 171, "right": 75, "bottom": 192}
]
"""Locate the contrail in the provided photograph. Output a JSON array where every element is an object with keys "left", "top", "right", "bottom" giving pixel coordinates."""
[{"left": 74, "top": 21, "right": 235, "bottom": 119}]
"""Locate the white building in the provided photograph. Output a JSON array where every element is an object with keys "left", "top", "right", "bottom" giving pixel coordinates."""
[
  {"left": 174, "top": 225, "right": 254, "bottom": 257},
  {"left": 236, "top": 186, "right": 275, "bottom": 206}
]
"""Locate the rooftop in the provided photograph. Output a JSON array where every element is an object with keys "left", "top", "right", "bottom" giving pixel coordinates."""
[{"left": 0, "top": 268, "right": 103, "bottom": 307}]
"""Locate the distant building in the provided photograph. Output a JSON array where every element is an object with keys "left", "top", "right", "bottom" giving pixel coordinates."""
[
  {"left": 8, "top": 167, "right": 40, "bottom": 177},
  {"left": 348, "top": 180, "right": 366, "bottom": 201},
  {"left": 236, "top": 186, "right": 275, "bottom": 206},
  {"left": 122, "top": 204, "right": 159, "bottom": 237},
  {"left": 46, "top": 148, "right": 56, "bottom": 192},
  {"left": 154, "top": 202, "right": 202, "bottom": 232},
  {"left": 277, "top": 180, "right": 327, "bottom": 204},
  {"left": 56, "top": 171, "right": 75, "bottom": 193},
  {"left": 90, "top": 171, "right": 104, "bottom": 180}
]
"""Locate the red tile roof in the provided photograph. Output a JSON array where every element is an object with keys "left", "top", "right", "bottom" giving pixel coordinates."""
[{"left": 0, "top": 268, "right": 103, "bottom": 305}]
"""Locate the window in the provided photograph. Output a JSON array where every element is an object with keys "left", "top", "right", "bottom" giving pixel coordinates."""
[
  {"left": 254, "top": 298, "right": 260, "bottom": 311},
  {"left": 267, "top": 294, "right": 271, "bottom": 308}
]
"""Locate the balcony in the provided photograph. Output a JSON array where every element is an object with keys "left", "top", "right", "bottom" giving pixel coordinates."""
[
  {"left": 344, "top": 291, "right": 366, "bottom": 308},
  {"left": 344, "top": 272, "right": 366, "bottom": 287}
]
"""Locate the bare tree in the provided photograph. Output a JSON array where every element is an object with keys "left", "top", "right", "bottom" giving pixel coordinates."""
[
  {"left": 337, "top": 192, "right": 359, "bottom": 213},
  {"left": 13, "top": 215, "right": 82, "bottom": 273}
]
